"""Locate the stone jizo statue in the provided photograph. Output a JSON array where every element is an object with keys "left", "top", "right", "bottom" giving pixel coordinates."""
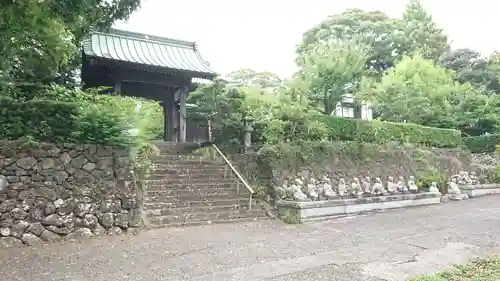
[
  {"left": 470, "top": 172, "right": 479, "bottom": 185},
  {"left": 397, "top": 176, "right": 408, "bottom": 193},
  {"left": 320, "top": 176, "right": 336, "bottom": 199},
  {"left": 291, "top": 183, "right": 309, "bottom": 201},
  {"left": 337, "top": 178, "right": 348, "bottom": 197},
  {"left": 362, "top": 176, "right": 372, "bottom": 194},
  {"left": 282, "top": 180, "right": 296, "bottom": 200},
  {"left": 429, "top": 181, "right": 440, "bottom": 194},
  {"left": 457, "top": 171, "right": 472, "bottom": 185},
  {"left": 350, "top": 177, "right": 363, "bottom": 197},
  {"left": 306, "top": 178, "right": 319, "bottom": 201},
  {"left": 448, "top": 177, "right": 468, "bottom": 201},
  {"left": 386, "top": 176, "right": 398, "bottom": 194},
  {"left": 407, "top": 176, "right": 419, "bottom": 193},
  {"left": 372, "top": 177, "right": 384, "bottom": 195}
]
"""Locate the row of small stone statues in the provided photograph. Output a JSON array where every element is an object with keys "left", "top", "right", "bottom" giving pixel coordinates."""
[
  {"left": 277, "top": 171, "right": 479, "bottom": 202},
  {"left": 456, "top": 171, "right": 480, "bottom": 185},
  {"left": 276, "top": 175, "right": 437, "bottom": 202}
]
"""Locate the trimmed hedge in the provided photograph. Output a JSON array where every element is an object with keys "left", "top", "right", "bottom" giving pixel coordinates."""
[
  {"left": 315, "top": 115, "right": 462, "bottom": 148},
  {"left": 463, "top": 134, "right": 500, "bottom": 153},
  {"left": 0, "top": 99, "right": 132, "bottom": 145}
]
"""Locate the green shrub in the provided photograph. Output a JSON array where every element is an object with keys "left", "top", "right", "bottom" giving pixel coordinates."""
[
  {"left": 0, "top": 99, "right": 131, "bottom": 146},
  {"left": 310, "top": 116, "right": 462, "bottom": 148},
  {"left": 314, "top": 115, "right": 357, "bottom": 141},
  {"left": 0, "top": 85, "right": 165, "bottom": 146},
  {"left": 0, "top": 99, "right": 79, "bottom": 143},
  {"left": 73, "top": 103, "right": 132, "bottom": 145},
  {"left": 417, "top": 172, "right": 447, "bottom": 193},
  {"left": 357, "top": 120, "right": 462, "bottom": 148},
  {"left": 463, "top": 134, "right": 500, "bottom": 153},
  {"left": 488, "top": 165, "right": 500, "bottom": 184}
]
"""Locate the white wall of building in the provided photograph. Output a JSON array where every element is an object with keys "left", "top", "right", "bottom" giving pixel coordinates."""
[{"left": 332, "top": 93, "right": 373, "bottom": 121}]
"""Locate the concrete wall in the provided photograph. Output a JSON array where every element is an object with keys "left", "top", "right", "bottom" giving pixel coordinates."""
[{"left": 0, "top": 141, "right": 143, "bottom": 248}]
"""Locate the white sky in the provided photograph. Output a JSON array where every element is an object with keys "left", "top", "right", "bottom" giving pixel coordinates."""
[{"left": 114, "top": 0, "right": 500, "bottom": 78}]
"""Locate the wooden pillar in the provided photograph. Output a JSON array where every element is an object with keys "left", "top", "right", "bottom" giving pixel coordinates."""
[
  {"left": 162, "top": 101, "right": 168, "bottom": 141},
  {"left": 171, "top": 88, "right": 180, "bottom": 142},
  {"left": 161, "top": 89, "right": 177, "bottom": 141},
  {"left": 178, "top": 86, "right": 188, "bottom": 142}
]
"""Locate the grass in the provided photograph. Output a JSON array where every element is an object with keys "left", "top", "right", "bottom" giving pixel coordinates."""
[{"left": 409, "top": 257, "right": 500, "bottom": 281}]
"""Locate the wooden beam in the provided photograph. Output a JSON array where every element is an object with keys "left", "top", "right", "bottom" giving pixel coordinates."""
[{"left": 162, "top": 96, "right": 171, "bottom": 141}]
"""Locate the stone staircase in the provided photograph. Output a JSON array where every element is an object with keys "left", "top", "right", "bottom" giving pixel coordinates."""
[{"left": 143, "top": 142, "right": 267, "bottom": 228}]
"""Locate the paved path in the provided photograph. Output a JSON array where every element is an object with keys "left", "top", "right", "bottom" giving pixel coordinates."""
[{"left": 1, "top": 196, "right": 500, "bottom": 281}]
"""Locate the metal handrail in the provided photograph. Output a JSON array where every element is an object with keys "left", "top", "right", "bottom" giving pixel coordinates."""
[{"left": 211, "top": 144, "right": 254, "bottom": 210}]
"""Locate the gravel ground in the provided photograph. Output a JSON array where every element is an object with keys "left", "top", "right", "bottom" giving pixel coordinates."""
[{"left": 1, "top": 196, "right": 500, "bottom": 281}]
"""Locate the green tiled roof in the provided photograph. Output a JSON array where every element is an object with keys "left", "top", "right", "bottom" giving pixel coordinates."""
[{"left": 83, "top": 29, "right": 216, "bottom": 76}]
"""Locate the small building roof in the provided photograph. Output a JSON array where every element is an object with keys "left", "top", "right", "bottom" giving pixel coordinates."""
[{"left": 82, "top": 29, "right": 216, "bottom": 78}]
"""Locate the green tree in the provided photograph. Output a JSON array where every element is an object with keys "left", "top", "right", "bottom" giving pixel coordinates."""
[
  {"left": 297, "top": 40, "right": 370, "bottom": 114},
  {"left": 402, "top": 0, "right": 449, "bottom": 61},
  {"left": 450, "top": 84, "right": 500, "bottom": 135},
  {"left": 296, "top": 9, "right": 402, "bottom": 73},
  {"left": 297, "top": 2, "right": 449, "bottom": 76},
  {"left": 225, "top": 68, "right": 282, "bottom": 94},
  {"left": 439, "top": 48, "right": 498, "bottom": 92},
  {"left": 488, "top": 51, "right": 500, "bottom": 93},
  {"left": 362, "top": 55, "right": 459, "bottom": 128},
  {"left": 0, "top": 0, "right": 141, "bottom": 95},
  {"left": 186, "top": 80, "right": 246, "bottom": 144}
]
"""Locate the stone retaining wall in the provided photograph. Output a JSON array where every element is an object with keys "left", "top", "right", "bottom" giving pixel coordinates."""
[{"left": 0, "top": 141, "right": 143, "bottom": 248}]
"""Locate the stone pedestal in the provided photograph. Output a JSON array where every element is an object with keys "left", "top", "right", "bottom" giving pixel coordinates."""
[
  {"left": 459, "top": 184, "right": 500, "bottom": 198},
  {"left": 277, "top": 192, "right": 441, "bottom": 223}
]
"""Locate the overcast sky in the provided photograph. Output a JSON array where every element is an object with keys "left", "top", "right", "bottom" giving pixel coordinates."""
[{"left": 114, "top": 0, "right": 500, "bottom": 78}]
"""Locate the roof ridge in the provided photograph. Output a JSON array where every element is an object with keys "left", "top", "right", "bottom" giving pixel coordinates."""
[{"left": 91, "top": 28, "right": 197, "bottom": 49}]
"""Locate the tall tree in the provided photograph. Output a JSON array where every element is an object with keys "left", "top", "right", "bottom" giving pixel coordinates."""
[
  {"left": 296, "top": 9, "right": 404, "bottom": 74},
  {"left": 402, "top": 0, "right": 449, "bottom": 61},
  {"left": 488, "top": 51, "right": 500, "bottom": 93},
  {"left": 0, "top": 0, "right": 141, "bottom": 95},
  {"left": 362, "top": 55, "right": 459, "bottom": 128},
  {"left": 225, "top": 68, "right": 282, "bottom": 93},
  {"left": 297, "top": 40, "right": 370, "bottom": 114},
  {"left": 439, "top": 48, "right": 498, "bottom": 92}
]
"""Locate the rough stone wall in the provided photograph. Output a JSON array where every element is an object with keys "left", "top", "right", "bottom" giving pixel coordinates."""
[
  {"left": 0, "top": 141, "right": 143, "bottom": 248},
  {"left": 232, "top": 144, "right": 474, "bottom": 189}
]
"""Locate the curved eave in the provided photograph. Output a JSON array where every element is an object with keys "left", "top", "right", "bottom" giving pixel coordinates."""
[{"left": 82, "top": 32, "right": 217, "bottom": 79}]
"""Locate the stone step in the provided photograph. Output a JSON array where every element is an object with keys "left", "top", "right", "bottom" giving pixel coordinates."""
[
  {"left": 148, "top": 216, "right": 269, "bottom": 229},
  {"left": 146, "top": 173, "right": 228, "bottom": 181},
  {"left": 147, "top": 181, "right": 239, "bottom": 191},
  {"left": 151, "top": 163, "right": 226, "bottom": 170},
  {"left": 146, "top": 178, "right": 237, "bottom": 185},
  {"left": 150, "top": 167, "right": 227, "bottom": 175},
  {"left": 143, "top": 193, "right": 244, "bottom": 203},
  {"left": 152, "top": 141, "right": 199, "bottom": 150},
  {"left": 145, "top": 187, "right": 237, "bottom": 197},
  {"left": 145, "top": 204, "right": 252, "bottom": 217},
  {"left": 153, "top": 153, "right": 212, "bottom": 159},
  {"left": 143, "top": 198, "right": 255, "bottom": 210},
  {"left": 146, "top": 209, "right": 265, "bottom": 225},
  {"left": 152, "top": 157, "right": 220, "bottom": 165}
]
